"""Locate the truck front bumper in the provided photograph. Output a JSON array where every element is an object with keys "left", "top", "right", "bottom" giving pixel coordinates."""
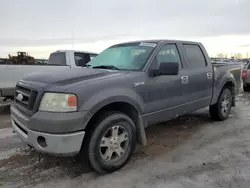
[
  {"left": 11, "top": 115, "right": 85, "bottom": 156},
  {"left": 10, "top": 104, "right": 89, "bottom": 156}
]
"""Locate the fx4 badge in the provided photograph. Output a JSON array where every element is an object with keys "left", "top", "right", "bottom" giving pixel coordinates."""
[{"left": 134, "top": 81, "right": 145, "bottom": 87}]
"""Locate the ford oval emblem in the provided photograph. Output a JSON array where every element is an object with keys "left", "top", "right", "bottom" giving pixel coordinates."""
[{"left": 16, "top": 93, "right": 24, "bottom": 101}]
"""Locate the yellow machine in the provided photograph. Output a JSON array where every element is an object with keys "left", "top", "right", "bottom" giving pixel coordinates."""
[{"left": 8, "top": 52, "right": 35, "bottom": 65}]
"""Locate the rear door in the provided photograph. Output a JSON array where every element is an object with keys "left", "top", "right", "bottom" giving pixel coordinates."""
[{"left": 180, "top": 43, "right": 213, "bottom": 111}]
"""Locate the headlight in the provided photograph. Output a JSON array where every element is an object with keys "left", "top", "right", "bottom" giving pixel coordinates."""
[{"left": 39, "top": 93, "right": 77, "bottom": 112}]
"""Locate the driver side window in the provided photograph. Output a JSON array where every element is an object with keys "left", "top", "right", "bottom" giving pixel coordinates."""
[{"left": 155, "top": 44, "right": 181, "bottom": 67}]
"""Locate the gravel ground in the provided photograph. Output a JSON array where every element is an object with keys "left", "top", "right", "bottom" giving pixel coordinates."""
[{"left": 1, "top": 92, "right": 250, "bottom": 188}]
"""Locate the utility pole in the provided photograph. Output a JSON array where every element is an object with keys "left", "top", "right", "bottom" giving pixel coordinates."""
[
  {"left": 71, "top": 27, "right": 75, "bottom": 50},
  {"left": 71, "top": 6, "right": 75, "bottom": 50}
]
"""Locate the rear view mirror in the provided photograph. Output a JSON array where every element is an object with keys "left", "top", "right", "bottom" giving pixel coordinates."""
[{"left": 149, "top": 62, "right": 179, "bottom": 77}]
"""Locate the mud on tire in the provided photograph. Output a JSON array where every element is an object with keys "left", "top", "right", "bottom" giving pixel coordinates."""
[
  {"left": 209, "top": 88, "right": 232, "bottom": 121},
  {"left": 81, "top": 111, "right": 136, "bottom": 174}
]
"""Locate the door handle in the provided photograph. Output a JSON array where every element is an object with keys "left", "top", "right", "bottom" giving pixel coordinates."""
[
  {"left": 181, "top": 76, "right": 189, "bottom": 84},
  {"left": 206, "top": 72, "right": 213, "bottom": 79}
]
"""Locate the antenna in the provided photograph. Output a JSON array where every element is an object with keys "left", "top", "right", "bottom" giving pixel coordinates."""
[{"left": 71, "top": 27, "right": 75, "bottom": 50}]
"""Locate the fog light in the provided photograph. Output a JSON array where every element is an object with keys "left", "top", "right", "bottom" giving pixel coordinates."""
[{"left": 37, "top": 136, "right": 47, "bottom": 148}]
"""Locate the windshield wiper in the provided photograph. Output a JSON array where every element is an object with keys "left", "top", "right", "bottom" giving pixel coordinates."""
[{"left": 92, "top": 65, "right": 120, "bottom": 70}]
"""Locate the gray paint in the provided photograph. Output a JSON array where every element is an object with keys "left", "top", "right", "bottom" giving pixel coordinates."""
[
  {"left": 10, "top": 104, "right": 92, "bottom": 133},
  {"left": 10, "top": 40, "right": 241, "bottom": 152},
  {"left": 211, "top": 63, "right": 242, "bottom": 105},
  {"left": 11, "top": 113, "right": 85, "bottom": 156}
]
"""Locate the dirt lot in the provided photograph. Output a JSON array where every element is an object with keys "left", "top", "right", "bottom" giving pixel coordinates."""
[{"left": 1, "top": 92, "right": 250, "bottom": 188}]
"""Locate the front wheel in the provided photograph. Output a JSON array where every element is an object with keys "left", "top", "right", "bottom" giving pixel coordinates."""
[
  {"left": 209, "top": 88, "right": 232, "bottom": 121},
  {"left": 84, "top": 112, "right": 136, "bottom": 174}
]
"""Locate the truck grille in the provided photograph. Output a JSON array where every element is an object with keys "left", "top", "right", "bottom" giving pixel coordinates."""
[{"left": 15, "top": 85, "right": 38, "bottom": 113}]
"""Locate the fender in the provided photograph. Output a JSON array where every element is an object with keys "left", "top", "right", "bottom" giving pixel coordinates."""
[
  {"left": 211, "top": 71, "right": 236, "bottom": 105},
  {"left": 79, "top": 87, "right": 144, "bottom": 114},
  {"left": 79, "top": 88, "right": 147, "bottom": 145}
]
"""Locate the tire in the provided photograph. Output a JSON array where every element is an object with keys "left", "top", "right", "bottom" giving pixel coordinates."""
[
  {"left": 209, "top": 88, "right": 232, "bottom": 121},
  {"left": 83, "top": 111, "right": 136, "bottom": 174},
  {"left": 243, "top": 85, "right": 250, "bottom": 92}
]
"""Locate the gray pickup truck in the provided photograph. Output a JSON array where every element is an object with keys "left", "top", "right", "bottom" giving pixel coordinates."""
[
  {"left": 0, "top": 50, "right": 97, "bottom": 104},
  {"left": 10, "top": 40, "right": 241, "bottom": 173}
]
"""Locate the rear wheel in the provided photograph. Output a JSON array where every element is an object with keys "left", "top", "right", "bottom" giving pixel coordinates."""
[
  {"left": 209, "top": 88, "right": 232, "bottom": 121},
  {"left": 83, "top": 111, "right": 136, "bottom": 174}
]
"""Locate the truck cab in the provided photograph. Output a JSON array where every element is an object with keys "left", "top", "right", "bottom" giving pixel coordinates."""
[{"left": 48, "top": 50, "right": 97, "bottom": 67}]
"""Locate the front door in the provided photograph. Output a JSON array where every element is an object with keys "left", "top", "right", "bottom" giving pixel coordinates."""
[{"left": 142, "top": 43, "right": 186, "bottom": 125}]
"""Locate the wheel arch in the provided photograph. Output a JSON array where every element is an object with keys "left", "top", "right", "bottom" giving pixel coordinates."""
[
  {"left": 211, "top": 79, "right": 236, "bottom": 106},
  {"left": 84, "top": 101, "right": 147, "bottom": 146}
]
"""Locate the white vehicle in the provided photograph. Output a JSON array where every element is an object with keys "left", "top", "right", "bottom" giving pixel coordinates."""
[{"left": 0, "top": 50, "right": 98, "bottom": 104}]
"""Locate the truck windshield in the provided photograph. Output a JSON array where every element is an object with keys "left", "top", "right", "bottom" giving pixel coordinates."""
[{"left": 87, "top": 42, "right": 156, "bottom": 71}]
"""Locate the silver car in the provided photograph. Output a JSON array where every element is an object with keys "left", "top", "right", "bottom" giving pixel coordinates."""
[{"left": 242, "top": 61, "right": 250, "bottom": 91}]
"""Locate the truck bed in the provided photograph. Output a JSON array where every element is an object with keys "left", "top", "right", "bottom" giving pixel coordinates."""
[
  {"left": 0, "top": 65, "right": 69, "bottom": 98},
  {"left": 211, "top": 63, "right": 242, "bottom": 105},
  {"left": 0, "top": 50, "right": 98, "bottom": 100}
]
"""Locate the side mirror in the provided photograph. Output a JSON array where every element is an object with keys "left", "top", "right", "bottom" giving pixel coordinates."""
[{"left": 149, "top": 62, "right": 179, "bottom": 77}]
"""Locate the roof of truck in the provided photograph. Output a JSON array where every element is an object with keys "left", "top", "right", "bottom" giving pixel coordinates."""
[
  {"left": 111, "top": 39, "right": 202, "bottom": 46},
  {"left": 53, "top": 50, "right": 98, "bottom": 54}
]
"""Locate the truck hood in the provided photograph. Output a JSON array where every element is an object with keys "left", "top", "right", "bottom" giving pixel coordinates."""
[{"left": 20, "top": 68, "right": 124, "bottom": 86}]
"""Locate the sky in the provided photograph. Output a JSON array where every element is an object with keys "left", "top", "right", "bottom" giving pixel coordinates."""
[{"left": 1, "top": 0, "right": 250, "bottom": 58}]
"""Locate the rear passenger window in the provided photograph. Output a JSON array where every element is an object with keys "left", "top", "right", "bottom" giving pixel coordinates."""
[{"left": 183, "top": 44, "right": 207, "bottom": 68}]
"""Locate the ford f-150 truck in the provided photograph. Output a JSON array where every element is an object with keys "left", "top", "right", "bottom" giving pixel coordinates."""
[
  {"left": 0, "top": 50, "right": 97, "bottom": 105},
  {"left": 10, "top": 40, "right": 241, "bottom": 173}
]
